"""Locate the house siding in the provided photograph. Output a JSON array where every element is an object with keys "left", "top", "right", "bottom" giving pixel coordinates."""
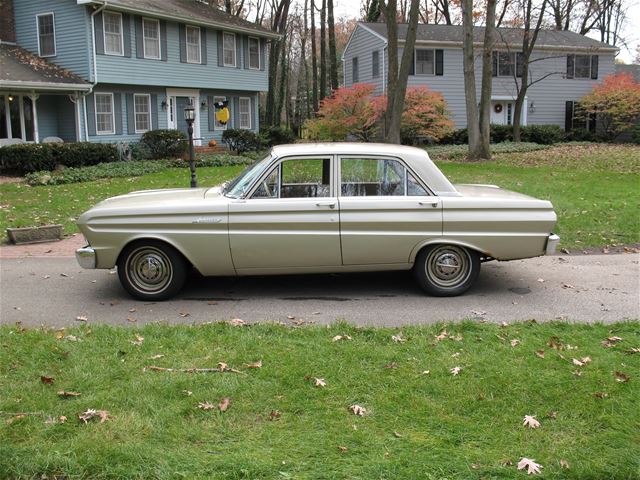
[{"left": 343, "top": 25, "right": 386, "bottom": 95}]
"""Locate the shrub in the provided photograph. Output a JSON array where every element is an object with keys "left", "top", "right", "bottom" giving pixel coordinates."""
[
  {"left": 24, "top": 160, "right": 171, "bottom": 185},
  {"left": 489, "top": 124, "right": 513, "bottom": 143},
  {"left": 521, "top": 125, "right": 566, "bottom": 145},
  {"left": 400, "top": 87, "right": 455, "bottom": 145},
  {"left": 0, "top": 142, "right": 119, "bottom": 175},
  {"left": 139, "top": 129, "right": 187, "bottom": 159},
  {"left": 261, "top": 126, "right": 297, "bottom": 146},
  {"left": 222, "top": 129, "right": 261, "bottom": 154},
  {"left": 632, "top": 123, "right": 640, "bottom": 144}
]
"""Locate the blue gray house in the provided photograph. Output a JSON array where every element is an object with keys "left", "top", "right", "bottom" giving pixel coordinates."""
[
  {"left": 0, "top": 0, "right": 278, "bottom": 145},
  {"left": 342, "top": 23, "right": 618, "bottom": 131}
]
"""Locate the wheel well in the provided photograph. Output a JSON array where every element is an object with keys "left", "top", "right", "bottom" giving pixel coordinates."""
[
  {"left": 117, "top": 238, "right": 192, "bottom": 268},
  {"left": 414, "top": 242, "right": 486, "bottom": 264}
]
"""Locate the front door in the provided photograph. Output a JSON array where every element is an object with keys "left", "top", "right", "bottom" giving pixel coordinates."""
[
  {"left": 491, "top": 101, "right": 513, "bottom": 125},
  {"left": 229, "top": 156, "right": 342, "bottom": 271},
  {"left": 166, "top": 89, "right": 200, "bottom": 145}
]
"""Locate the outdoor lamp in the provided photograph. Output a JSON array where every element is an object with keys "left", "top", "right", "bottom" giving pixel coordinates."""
[{"left": 183, "top": 104, "right": 196, "bottom": 122}]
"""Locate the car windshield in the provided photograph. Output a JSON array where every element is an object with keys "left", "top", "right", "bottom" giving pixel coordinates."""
[{"left": 223, "top": 153, "right": 273, "bottom": 198}]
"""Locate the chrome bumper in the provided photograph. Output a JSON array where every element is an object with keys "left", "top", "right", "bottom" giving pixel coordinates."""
[
  {"left": 76, "top": 246, "right": 96, "bottom": 269},
  {"left": 545, "top": 234, "right": 560, "bottom": 255}
]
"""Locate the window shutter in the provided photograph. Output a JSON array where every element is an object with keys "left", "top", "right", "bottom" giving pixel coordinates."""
[
  {"left": 114, "top": 93, "right": 123, "bottom": 135},
  {"left": 564, "top": 101, "right": 574, "bottom": 131},
  {"left": 94, "top": 12, "right": 104, "bottom": 55},
  {"left": 201, "top": 28, "right": 207, "bottom": 65},
  {"left": 260, "top": 39, "right": 266, "bottom": 71},
  {"left": 516, "top": 52, "right": 523, "bottom": 78},
  {"left": 135, "top": 17, "right": 143, "bottom": 59},
  {"left": 160, "top": 21, "right": 167, "bottom": 61},
  {"left": 126, "top": 94, "right": 135, "bottom": 134},
  {"left": 243, "top": 36, "right": 249, "bottom": 69},
  {"left": 232, "top": 96, "right": 239, "bottom": 128},
  {"left": 151, "top": 94, "right": 158, "bottom": 129},
  {"left": 122, "top": 14, "right": 131, "bottom": 58},
  {"left": 435, "top": 49, "right": 444, "bottom": 76},
  {"left": 250, "top": 96, "right": 256, "bottom": 130},
  {"left": 235, "top": 35, "right": 242, "bottom": 69},
  {"left": 566, "top": 54, "right": 574, "bottom": 79},
  {"left": 217, "top": 31, "right": 224, "bottom": 66},
  {"left": 590, "top": 55, "right": 598, "bottom": 79},
  {"left": 87, "top": 93, "right": 96, "bottom": 136},
  {"left": 179, "top": 24, "right": 187, "bottom": 63},
  {"left": 492, "top": 51, "right": 497, "bottom": 77},
  {"left": 207, "top": 95, "right": 215, "bottom": 131},
  {"left": 409, "top": 49, "right": 415, "bottom": 75}
]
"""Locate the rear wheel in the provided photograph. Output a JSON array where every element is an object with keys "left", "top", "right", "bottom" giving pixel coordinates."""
[
  {"left": 413, "top": 244, "right": 480, "bottom": 296},
  {"left": 117, "top": 240, "right": 188, "bottom": 301}
]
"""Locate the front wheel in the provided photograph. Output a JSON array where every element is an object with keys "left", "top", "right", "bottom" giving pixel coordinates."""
[
  {"left": 117, "top": 240, "right": 188, "bottom": 301},
  {"left": 413, "top": 244, "right": 480, "bottom": 296}
]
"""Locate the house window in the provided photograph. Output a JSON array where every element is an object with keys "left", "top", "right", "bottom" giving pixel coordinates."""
[
  {"left": 185, "top": 25, "right": 201, "bottom": 63},
  {"left": 214, "top": 96, "right": 227, "bottom": 130},
  {"left": 352, "top": 57, "right": 359, "bottom": 83},
  {"left": 95, "top": 93, "right": 115, "bottom": 135},
  {"left": 223, "top": 32, "right": 236, "bottom": 67},
  {"left": 372, "top": 50, "right": 380, "bottom": 78},
  {"left": 103, "top": 12, "right": 124, "bottom": 56},
  {"left": 142, "top": 18, "right": 160, "bottom": 59},
  {"left": 248, "top": 37, "right": 260, "bottom": 69},
  {"left": 574, "top": 54, "right": 591, "bottom": 78},
  {"left": 497, "top": 52, "right": 515, "bottom": 76},
  {"left": 133, "top": 94, "right": 151, "bottom": 133},
  {"left": 37, "top": 13, "right": 56, "bottom": 57},
  {"left": 415, "top": 49, "right": 435, "bottom": 75},
  {"left": 239, "top": 97, "right": 251, "bottom": 129}
]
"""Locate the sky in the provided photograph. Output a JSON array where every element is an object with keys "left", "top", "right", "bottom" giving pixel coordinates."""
[{"left": 330, "top": 0, "right": 640, "bottom": 63}]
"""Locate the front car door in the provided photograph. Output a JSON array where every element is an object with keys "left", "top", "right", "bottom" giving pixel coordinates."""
[
  {"left": 338, "top": 156, "right": 442, "bottom": 265},
  {"left": 228, "top": 155, "right": 341, "bottom": 272}
]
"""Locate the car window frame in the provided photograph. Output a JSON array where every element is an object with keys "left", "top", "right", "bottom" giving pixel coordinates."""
[{"left": 337, "top": 154, "right": 435, "bottom": 198}]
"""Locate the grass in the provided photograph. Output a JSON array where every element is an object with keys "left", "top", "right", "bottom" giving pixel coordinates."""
[
  {"left": 1, "top": 143, "right": 638, "bottom": 248},
  {"left": 1, "top": 321, "right": 638, "bottom": 479}
]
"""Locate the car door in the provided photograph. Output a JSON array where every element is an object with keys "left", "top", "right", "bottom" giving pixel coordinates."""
[
  {"left": 338, "top": 155, "right": 443, "bottom": 265},
  {"left": 228, "top": 155, "right": 341, "bottom": 271}
]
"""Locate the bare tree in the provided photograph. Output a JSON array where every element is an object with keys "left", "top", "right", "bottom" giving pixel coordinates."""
[
  {"left": 310, "top": 0, "right": 319, "bottom": 111},
  {"left": 265, "top": 0, "right": 291, "bottom": 126},
  {"left": 328, "top": 0, "right": 339, "bottom": 90},
  {"left": 434, "top": 0, "right": 454, "bottom": 24}
]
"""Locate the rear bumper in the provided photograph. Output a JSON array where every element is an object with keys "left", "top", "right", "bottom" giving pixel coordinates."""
[
  {"left": 545, "top": 234, "right": 560, "bottom": 255},
  {"left": 76, "top": 246, "right": 96, "bottom": 269}
]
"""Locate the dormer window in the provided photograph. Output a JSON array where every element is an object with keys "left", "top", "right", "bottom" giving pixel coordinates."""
[
  {"left": 103, "top": 12, "right": 124, "bottom": 56},
  {"left": 223, "top": 32, "right": 236, "bottom": 67},
  {"left": 37, "top": 13, "right": 56, "bottom": 57}
]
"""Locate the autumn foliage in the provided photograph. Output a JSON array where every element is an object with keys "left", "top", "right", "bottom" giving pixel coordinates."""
[
  {"left": 305, "top": 84, "right": 453, "bottom": 143},
  {"left": 578, "top": 73, "right": 640, "bottom": 140}
]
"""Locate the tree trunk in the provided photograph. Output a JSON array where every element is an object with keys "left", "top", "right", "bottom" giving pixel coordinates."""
[
  {"left": 319, "top": 0, "right": 327, "bottom": 101},
  {"left": 478, "top": 0, "right": 496, "bottom": 160},
  {"left": 461, "top": 0, "right": 480, "bottom": 158},
  {"left": 310, "top": 0, "right": 319, "bottom": 112},
  {"left": 328, "top": 0, "right": 339, "bottom": 91}
]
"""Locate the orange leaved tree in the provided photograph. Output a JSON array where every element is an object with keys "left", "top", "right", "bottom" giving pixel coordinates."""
[{"left": 401, "top": 87, "right": 455, "bottom": 144}]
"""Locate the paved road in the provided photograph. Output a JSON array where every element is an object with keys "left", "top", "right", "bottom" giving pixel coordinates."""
[{"left": 1, "top": 254, "right": 638, "bottom": 327}]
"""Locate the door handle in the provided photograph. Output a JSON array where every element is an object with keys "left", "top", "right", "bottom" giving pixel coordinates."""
[
  {"left": 316, "top": 202, "right": 336, "bottom": 209},
  {"left": 419, "top": 200, "right": 440, "bottom": 208}
]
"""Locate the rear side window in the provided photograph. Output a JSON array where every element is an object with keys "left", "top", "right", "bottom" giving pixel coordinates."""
[{"left": 340, "top": 158, "right": 429, "bottom": 196}]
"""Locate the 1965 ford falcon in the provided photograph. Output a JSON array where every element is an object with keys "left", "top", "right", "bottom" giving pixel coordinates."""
[{"left": 76, "top": 143, "right": 559, "bottom": 300}]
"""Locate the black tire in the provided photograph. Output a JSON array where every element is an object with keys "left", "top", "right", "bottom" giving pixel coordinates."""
[
  {"left": 413, "top": 244, "right": 480, "bottom": 296},
  {"left": 117, "top": 240, "right": 188, "bottom": 301}
]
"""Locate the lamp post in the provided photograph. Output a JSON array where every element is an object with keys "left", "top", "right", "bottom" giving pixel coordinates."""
[{"left": 183, "top": 103, "right": 197, "bottom": 188}]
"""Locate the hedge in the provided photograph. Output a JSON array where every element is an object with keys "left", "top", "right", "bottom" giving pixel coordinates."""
[{"left": 439, "top": 124, "right": 567, "bottom": 145}]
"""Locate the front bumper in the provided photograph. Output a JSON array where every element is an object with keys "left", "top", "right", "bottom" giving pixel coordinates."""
[
  {"left": 545, "top": 234, "right": 560, "bottom": 255},
  {"left": 76, "top": 246, "right": 96, "bottom": 269}
]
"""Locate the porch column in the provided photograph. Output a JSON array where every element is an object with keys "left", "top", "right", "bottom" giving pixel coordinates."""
[
  {"left": 522, "top": 97, "right": 528, "bottom": 126},
  {"left": 29, "top": 93, "right": 39, "bottom": 143}
]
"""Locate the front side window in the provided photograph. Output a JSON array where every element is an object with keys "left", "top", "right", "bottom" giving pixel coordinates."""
[
  {"left": 223, "top": 32, "right": 236, "bottom": 66},
  {"left": 248, "top": 37, "right": 260, "bottom": 69},
  {"left": 95, "top": 93, "right": 115, "bottom": 135},
  {"left": 37, "top": 13, "right": 56, "bottom": 57},
  {"left": 239, "top": 97, "right": 251, "bottom": 129},
  {"left": 415, "top": 49, "right": 434, "bottom": 75},
  {"left": 134, "top": 94, "right": 151, "bottom": 133},
  {"left": 103, "top": 12, "right": 123, "bottom": 55},
  {"left": 252, "top": 158, "right": 331, "bottom": 199},
  {"left": 143, "top": 18, "right": 160, "bottom": 59},
  {"left": 186, "top": 25, "right": 201, "bottom": 63},
  {"left": 341, "top": 157, "right": 429, "bottom": 197}
]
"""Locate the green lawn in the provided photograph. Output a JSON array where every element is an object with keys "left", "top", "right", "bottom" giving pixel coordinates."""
[
  {"left": 1, "top": 321, "right": 638, "bottom": 479},
  {"left": 1, "top": 143, "right": 638, "bottom": 248}
]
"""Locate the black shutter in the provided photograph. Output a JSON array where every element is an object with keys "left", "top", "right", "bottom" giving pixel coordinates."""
[
  {"left": 260, "top": 39, "right": 266, "bottom": 71},
  {"left": 114, "top": 93, "right": 123, "bottom": 135},
  {"left": 250, "top": 96, "right": 256, "bottom": 130},
  {"left": 135, "top": 17, "right": 143, "bottom": 59},
  {"left": 207, "top": 95, "right": 215, "bottom": 131},
  {"left": 565, "top": 101, "right": 574, "bottom": 131},
  {"left": 201, "top": 28, "right": 207, "bottom": 64},
  {"left": 179, "top": 24, "right": 186, "bottom": 63},
  {"left": 122, "top": 14, "right": 131, "bottom": 57},
  {"left": 492, "top": 51, "right": 497, "bottom": 77},
  {"left": 126, "top": 94, "right": 135, "bottom": 134},
  {"left": 235, "top": 34, "right": 241, "bottom": 68},
  {"left": 243, "top": 36, "right": 249, "bottom": 69},
  {"left": 566, "top": 54, "right": 574, "bottom": 79},
  {"left": 94, "top": 12, "right": 104, "bottom": 55},
  {"left": 516, "top": 52, "right": 523, "bottom": 78},
  {"left": 151, "top": 94, "right": 158, "bottom": 130},
  {"left": 409, "top": 49, "right": 415, "bottom": 75},
  {"left": 435, "top": 49, "right": 444, "bottom": 76},
  {"left": 232, "top": 96, "right": 239, "bottom": 128},
  {"left": 217, "top": 31, "right": 224, "bottom": 66},
  {"left": 160, "top": 21, "right": 167, "bottom": 61},
  {"left": 87, "top": 93, "right": 96, "bottom": 136},
  {"left": 590, "top": 55, "right": 598, "bottom": 79}
]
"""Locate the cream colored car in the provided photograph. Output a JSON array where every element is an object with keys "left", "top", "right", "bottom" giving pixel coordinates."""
[{"left": 76, "top": 143, "right": 559, "bottom": 300}]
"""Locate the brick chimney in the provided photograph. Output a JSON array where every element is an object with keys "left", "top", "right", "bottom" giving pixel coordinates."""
[{"left": 0, "top": 0, "right": 16, "bottom": 43}]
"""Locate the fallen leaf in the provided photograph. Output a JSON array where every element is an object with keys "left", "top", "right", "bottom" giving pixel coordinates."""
[
  {"left": 626, "top": 347, "right": 640, "bottom": 354},
  {"left": 573, "top": 370, "right": 583, "bottom": 377},
  {"left": 393, "top": 431, "right": 403, "bottom": 438},
  {"left": 314, "top": 377, "right": 327, "bottom": 387},
  {"left": 178, "top": 312, "right": 190, "bottom": 317},
  {"left": 614, "top": 371, "right": 630, "bottom": 383},
  {"left": 75, "top": 315, "right": 88, "bottom": 322},
  {"left": 130, "top": 334, "right": 144, "bottom": 346},
  {"left": 451, "top": 334, "right": 463, "bottom": 342},
  {"left": 43, "top": 274, "right": 51, "bottom": 279},
  {"left": 79, "top": 409, "right": 112, "bottom": 424},
  {"left": 384, "top": 362, "right": 399, "bottom": 369},
  {"left": 536, "top": 278, "right": 545, "bottom": 283},
  {"left": 500, "top": 459, "right": 514, "bottom": 467},
  {"left": 64, "top": 335, "right": 78, "bottom": 342},
  {"left": 149, "top": 354, "right": 165, "bottom": 360},
  {"left": 218, "top": 397, "right": 231, "bottom": 412},
  {"left": 332, "top": 335, "right": 352, "bottom": 342},
  {"left": 545, "top": 411, "right": 558, "bottom": 419},
  {"left": 451, "top": 352, "right": 461, "bottom": 358},
  {"left": 349, "top": 404, "right": 367, "bottom": 416},
  {"left": 197, "top": 401, "right": 216, "bottom": 410},
  {"left": 593, "top": 392, "right": 608, "bottom": 399},
  {"left": 450, "top": 366, "right": 462, "bottom": 376},
  {"left": 228, "top": 318, "right": 246, "bottom": 326},
  {"left": 126, "top": 317, "right": 137, "bottom": 323},
  {"left": 245, "top": 360, "right": 262, "bottom": 369},
  {"left": 572, "top": 358, "right": 584, "bottom": 367},
  {"left": 45, "top": 415, "right": 67, "bottom": 425},
  {"left": 535, "top": 350, "right": 545, "bottom": 359},
  {"left": 40, "top": 375, "right": 55, "bottom": 384},
  {"left": 522, "top": 415, "right": 540, "bottom": 429},
  {"left": 562, "top": 283, "right": 575, "bottom": 289},
  {"left": 129, "top": 307, "right": 137, "bottom": 312},
  {"left": 602, "top": 246, "right": 610, "bottom": 254},
  {"left": 60, "top": 273, "right": 69, "bottom": 277},
  {"left": 217, "top": 362, "right": 228, "bottom": 371},
  {"left": 268, "top": 410, "right": 281, "bottom": 421},
  {"left": 183, "top": 390, "right": 193, "bottom": 396},
  {"left": 421, "top": 370, "right": 430, "bottom": 375},
  {"left": 391, "top": 334, "right": 406, "bottom": 343},
  {"left": 338, "top": 446, "right": 348, "bottom": 453},
  {"left": 561, "top": 247, "right": 570, "bottom": 254},
  {"left": 517, "top": 457, "right": 543, "bottom": 475},
  {"left": 287, "top": 315, "right": 295, "bottom": 319},
  {"left": 580, "top": 356, "right": 592, "bottom": 364},
  {"left": 560, "top": 459, "right": 570, "bottom": 469},
  {"left": 511, "top": 339, "right": 521, "bottom": 347},
  {"left": 5, "top": 414, "right": 26, "bottom": 425},
  {"left": 57, "top": 391, "right": 81, "bottom": 397},
  {"left": 500, "top": 321, "right": 509, "bottom": 328},
  {"left": 471, "top": 309, "right": 486, "bottom": 316}
]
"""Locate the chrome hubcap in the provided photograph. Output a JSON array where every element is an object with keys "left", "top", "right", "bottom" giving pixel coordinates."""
[
  {"left": 126, "top": 247, "right": 173, "bottom": 294},
  {"left": 425, "top": 246, "right": 471, "bottom": 289}
]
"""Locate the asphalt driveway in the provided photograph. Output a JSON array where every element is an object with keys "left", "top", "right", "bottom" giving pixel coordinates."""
[{"left": 1, "top": 252, "right": 638, "bottom": 327}]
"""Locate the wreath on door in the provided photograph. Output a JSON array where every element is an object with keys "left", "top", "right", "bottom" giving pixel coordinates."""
[{"left": 494, "top": 103, "right": 503, "bottom": 114}]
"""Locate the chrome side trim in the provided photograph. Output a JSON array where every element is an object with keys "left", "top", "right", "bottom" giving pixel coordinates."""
[
  {"left": 545, "top": 234, "right": 560, "bottom": 255},
  {"left": 76, "top": 246, "right": 96, "bottom": 269}
]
